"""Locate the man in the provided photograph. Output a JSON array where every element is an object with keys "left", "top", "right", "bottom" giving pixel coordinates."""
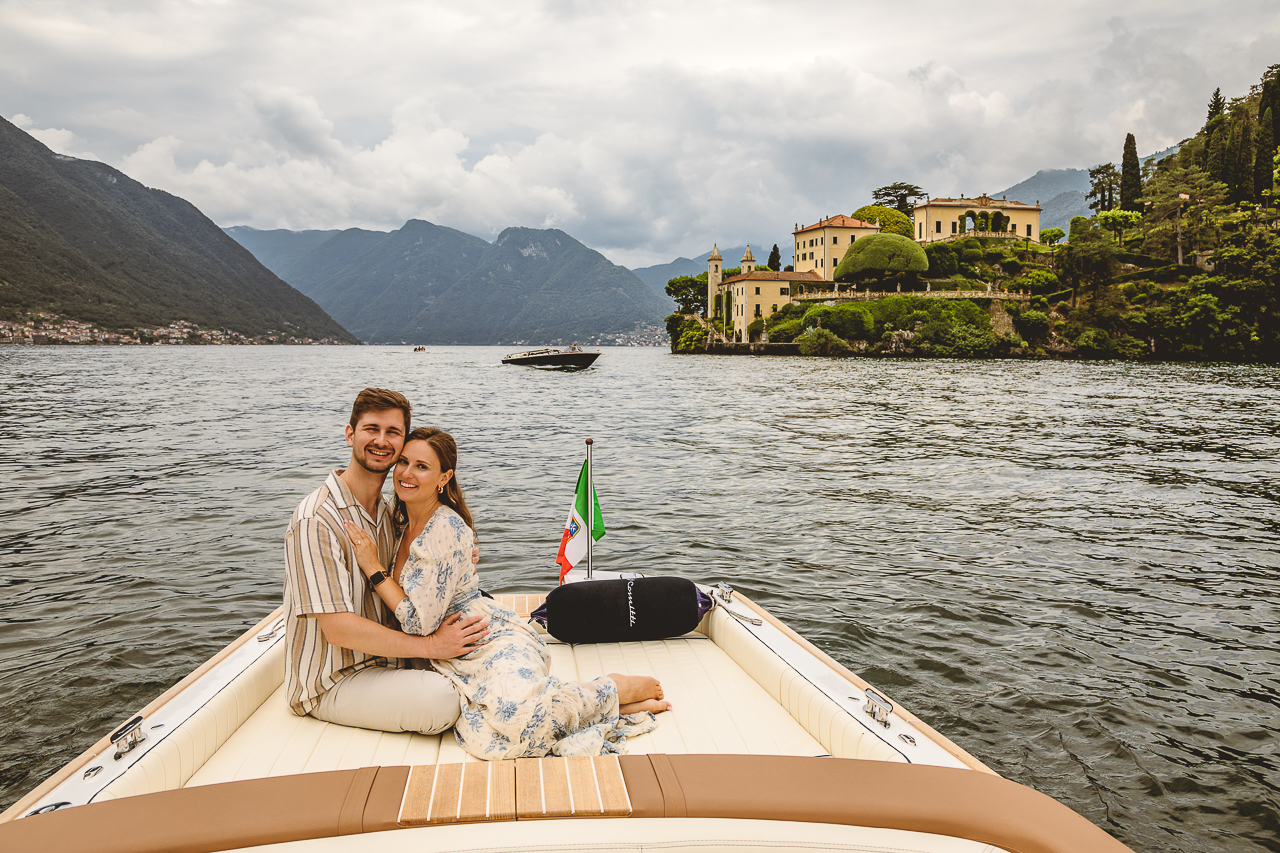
[{"left": 283, "top": 387, "right": 488, "bottom": 733}]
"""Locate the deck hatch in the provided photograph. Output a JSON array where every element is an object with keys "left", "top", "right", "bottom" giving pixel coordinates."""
[{"left": 399, "top": 757, "right": 630, "bottom": 826}]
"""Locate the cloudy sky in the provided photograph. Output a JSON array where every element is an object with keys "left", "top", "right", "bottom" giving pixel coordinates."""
[{"left": 3, "top": 1, "right": 1277, "bottom": 266}]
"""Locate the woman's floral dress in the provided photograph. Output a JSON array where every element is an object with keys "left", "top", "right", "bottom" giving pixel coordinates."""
[{"left": 394, "top": 506, "right": 657, "bottom": 760}]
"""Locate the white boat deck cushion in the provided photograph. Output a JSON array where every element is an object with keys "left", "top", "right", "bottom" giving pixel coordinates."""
[
  {"left": 182, "top": 630, "right": 830, "bottom": 789},
  {"left": 97, "top": 596, "right": 904, "bottom": 801}
]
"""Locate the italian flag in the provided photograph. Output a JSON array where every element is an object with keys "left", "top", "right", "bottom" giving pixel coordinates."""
[{"left": 555, "top": 460, "right": 606, "bottom": 582}]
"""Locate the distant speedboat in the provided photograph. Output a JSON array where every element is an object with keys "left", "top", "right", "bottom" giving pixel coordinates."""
[{"left": 501, "top": 345, "right": 600, "bottom": 369}]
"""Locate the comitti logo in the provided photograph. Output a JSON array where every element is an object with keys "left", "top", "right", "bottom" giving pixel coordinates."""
[{"left": 626, "top": 580, "right": 637, "bottom": 627}]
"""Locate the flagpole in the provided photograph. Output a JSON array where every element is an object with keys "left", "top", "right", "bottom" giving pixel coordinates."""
[{"left": 585, "top": 438, "right": 593, "bottom": 579}]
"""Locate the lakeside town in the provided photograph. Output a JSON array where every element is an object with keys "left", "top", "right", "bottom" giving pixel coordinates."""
[{"left": 0, "top": 313, "right": 350, "bottom": 346}]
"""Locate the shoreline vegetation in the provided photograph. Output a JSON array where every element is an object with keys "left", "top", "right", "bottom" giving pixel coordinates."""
[{"left": 669, "top": 66, "right": 1280, "bottom": 364}]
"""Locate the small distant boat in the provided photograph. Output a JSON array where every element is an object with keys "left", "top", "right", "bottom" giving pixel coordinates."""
[{"left": 501, "top": 345, "right": 600, "bottom": 369}]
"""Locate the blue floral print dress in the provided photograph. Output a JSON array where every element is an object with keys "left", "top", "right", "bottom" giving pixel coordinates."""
[{"left": 394, "top": 506, "right": 658, "bottom": 760}]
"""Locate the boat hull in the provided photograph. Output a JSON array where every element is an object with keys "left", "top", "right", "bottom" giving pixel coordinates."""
[{"left": 501, "top": 351, "right": 600, "bottom": 369}]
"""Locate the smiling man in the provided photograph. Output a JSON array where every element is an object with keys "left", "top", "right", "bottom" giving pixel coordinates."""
[{"left": 282, "top": 387, "right": 488, "bottom": 733}]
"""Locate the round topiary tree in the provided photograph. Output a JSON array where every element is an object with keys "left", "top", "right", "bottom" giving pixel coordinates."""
[
  {"left": 851, "top": 205, "right": 913, "bottom": 238},
  {"left": 834, "top": 233, "right": 928, "bottom": 281}
]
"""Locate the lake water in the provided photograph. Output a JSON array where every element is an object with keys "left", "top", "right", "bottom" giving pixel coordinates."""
[{"left": 0, "top": 345, "right": 1277, "bottom": 851}]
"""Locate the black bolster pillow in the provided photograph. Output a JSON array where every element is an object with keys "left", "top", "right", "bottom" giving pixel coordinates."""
[{"left": 534, "top": 577, "right": 708, "bottom": 644}]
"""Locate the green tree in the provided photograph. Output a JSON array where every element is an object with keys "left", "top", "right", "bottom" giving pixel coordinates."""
[
  {"left": 851, "top": 204, "right": 914, "bottom": 238},
  {"left": 1120, "top": 133, "right": 1142, "bottom": 211},
  {"left": 1018, "top": 269, "right": 1060, "bottom": 294},
  {"left": 834, "top": 233, "right": 928, "bottom": 281},
  {"left": 1096, "top": 209, "right": 1143, "bottom": 248},
  {"left": 924, "top": 242, "right": 959, "bottom": 276},
  {"left": 870, "top": 182, "right": 927, "bottom": 215},
  {"left": 1208, "top": 126, "right": 1228, "bottom": 184},
  {"left": 1257, "top": 108, "right": 1275, "bottom": 204},
  {"left": 1140, "top": 163, "right": 1227, "bottom": 264},
  {"left": 1069, "top": 216, "right": 1092, "bottom": 243},
  {"left": 665, "top": 273, "right": 708, "bottom": 315},
  {"left": 1223, "top": 121, "right": 1242, "bottom": 200},
  {"left": 766, "top": 244, "right": 782, "bottom": 271},
  {"left": 1232, "top": 113, "right": 1256, "bottom": 203},
  {"left": 1014, "top": 309, "right": 1051, "bottom": 342},
  {"left": 797, "top": 327, "right": 849, "bottom": 356},
  {"left": 825, "top": 303, "right": 875, "bottom": 339},
  {"left": 1206, "top": 87, "right": 1226, "bottom": 124},
  {"left": 1040, "top": 228, "right": 1065, "bottom": 245},
  {"left": 1087, "top": 163, "right": 1119, "bottom": 213},
  {"left": 1059, "top": 229, "right": 1118, "bottom": 305}
]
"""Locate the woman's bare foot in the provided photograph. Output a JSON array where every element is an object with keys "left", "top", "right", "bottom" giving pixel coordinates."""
[
  {"left": 621, "top": 698, "right": 672, "bottom": 715},
  {"left": 609, "top": 673, "right": 663, "bottom": 705}
]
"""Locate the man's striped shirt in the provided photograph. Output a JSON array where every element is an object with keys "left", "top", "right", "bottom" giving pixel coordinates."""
[{"left": 283, "top": 470, "right": 403, "bottom": 715}]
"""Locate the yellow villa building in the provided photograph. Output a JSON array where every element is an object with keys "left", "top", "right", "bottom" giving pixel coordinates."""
[
  {"left": 912, "top": 194, "right": 1042, "bottom": 243},
  {"left": 792, "top": 215, "right": 881, "bottom": 280},
  {"left": 706, "top": 245, "right": 823, "bottom": 342}
]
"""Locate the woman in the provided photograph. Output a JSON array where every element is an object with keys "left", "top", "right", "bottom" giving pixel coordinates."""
[{"left": 343, "top": 426, "right": 670, "bottom": 760}]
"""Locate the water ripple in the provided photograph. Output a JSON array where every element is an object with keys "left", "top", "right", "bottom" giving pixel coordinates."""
[{"left": 0, "top": 346, "right": 1277, "bottom": 851}]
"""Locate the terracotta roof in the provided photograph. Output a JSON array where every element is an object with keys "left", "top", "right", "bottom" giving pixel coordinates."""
[
  {"left": 794, "top": 215, "right": 880, "bottom": 233},
  {"left": 720, "top": 270, "right": 825, "bottom": 285},
  {"left": 915, "top": 195, "right": 1041, "bottom": 210}
]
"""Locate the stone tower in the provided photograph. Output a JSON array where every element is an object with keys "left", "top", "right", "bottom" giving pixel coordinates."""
[
  {"left": 706, "top": 244, "right": 723, "bottom": 317},
  {"left": 741, "top": 245, "right": 755, "bottom": 274}
]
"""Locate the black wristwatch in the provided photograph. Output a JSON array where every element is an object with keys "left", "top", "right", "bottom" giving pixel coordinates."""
[{"left": 368, "top": 570, "right": 392, "bottom": 587}]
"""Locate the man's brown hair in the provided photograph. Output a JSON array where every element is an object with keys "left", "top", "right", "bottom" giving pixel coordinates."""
[{"left": 349, "top": 388, "right": 411, "bottom": 432}]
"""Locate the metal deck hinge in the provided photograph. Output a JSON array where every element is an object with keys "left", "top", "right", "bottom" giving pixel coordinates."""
[
  {"left": 862, "top": 688, "right": 894, "bottom": 728},
  {"left": 110, "top": 715, "right": 146, "bottom": 760}
]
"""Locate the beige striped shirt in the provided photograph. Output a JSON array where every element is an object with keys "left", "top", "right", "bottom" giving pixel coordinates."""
[{"left": 283, "top": 470, "right": 404, "bottom": 715}]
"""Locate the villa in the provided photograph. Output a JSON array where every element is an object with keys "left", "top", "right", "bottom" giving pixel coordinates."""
[
  {"left": 705, "top": 245, "right": 823, "bottom": 343},
  {"left": 792, "top": 215, "right": 881, "bottom": 280},
  {"left": 912, "top": 194, "right": 1042, "bottom": 243}
]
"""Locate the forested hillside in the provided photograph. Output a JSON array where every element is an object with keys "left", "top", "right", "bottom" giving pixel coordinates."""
[
  {"left": 0, "top": 117, "right": 356, "bottom": 342},
  {"left": 228, "top": 222, "right": 668, "bottom": 344}
]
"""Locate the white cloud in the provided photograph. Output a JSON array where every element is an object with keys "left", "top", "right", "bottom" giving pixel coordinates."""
[
  {"left": 4, "top": 1, "right": 1280, "bottom": 265},
  {"left": 7, "top": 112, "right": 100, "bottom": 160}
]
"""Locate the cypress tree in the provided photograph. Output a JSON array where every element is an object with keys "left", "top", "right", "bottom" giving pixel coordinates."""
[
  {"left": 1208, "top": 127, "right": 1227, "bottom": 184},
  {"left": 1207, "top": 87, "right": 1226, "bottom": 123},
  {"left": 1237, "top": 115, "right": 1256, "bottom": 203},
  {"left": 1224, "top": 121, "right": 1241, "bottom": 201},
  {"left": 1120, "top": 133, "right": 1142, "bottom": 211},
  {"left": 767, "top": 244, "right": 781, "bottom": 271},
  {"left": 1258, "top": 108, "right": 1276, "bottom": 204}
]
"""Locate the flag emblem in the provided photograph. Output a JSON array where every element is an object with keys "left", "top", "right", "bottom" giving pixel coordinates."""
[{"left": 555, "top": 459, "right": 605, "bottom": 582}]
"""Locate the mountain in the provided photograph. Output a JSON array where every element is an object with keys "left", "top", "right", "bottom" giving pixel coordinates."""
[
  {"left": 994, "top": 169, "right": 1090, "bottom": 206},
  {"left": 0, "top": 116, "right": 356, "bottom": 342},
  {"left": 1039, "top": 191, "right": 1092, "bottom": 232},
  {"left": 221, "top": 226, "right": 343, "bottom": 281},
  {"left": 229, "top": 222, "right": 668, "bottom": 344},
  {"left": 631, "top": 244, "right": 764, "bottom": 296},
  {"left": 398, "top": 227, "right": 668, "bottom": 345}
]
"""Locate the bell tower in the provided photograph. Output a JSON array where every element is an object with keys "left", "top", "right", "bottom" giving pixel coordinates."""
[
  {"left": 706, "top": 244, "right": 723, "bottom": 317},
  {"left": 741, "top": 245, "right": 755, "bottom": 274}
]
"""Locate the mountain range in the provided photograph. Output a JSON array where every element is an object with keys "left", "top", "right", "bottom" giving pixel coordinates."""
[
  {"left": 0, "top": 117, "right": 355, "bottom": 342},
  {"left": 993, "top": 145, "right": 1180, "bottom": 232},
  {"left": 631, "top": 245, "right": 762, "bottom": 296},
  {"left": 225, "top": 222, "right": 669, "bottom": 345}
]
